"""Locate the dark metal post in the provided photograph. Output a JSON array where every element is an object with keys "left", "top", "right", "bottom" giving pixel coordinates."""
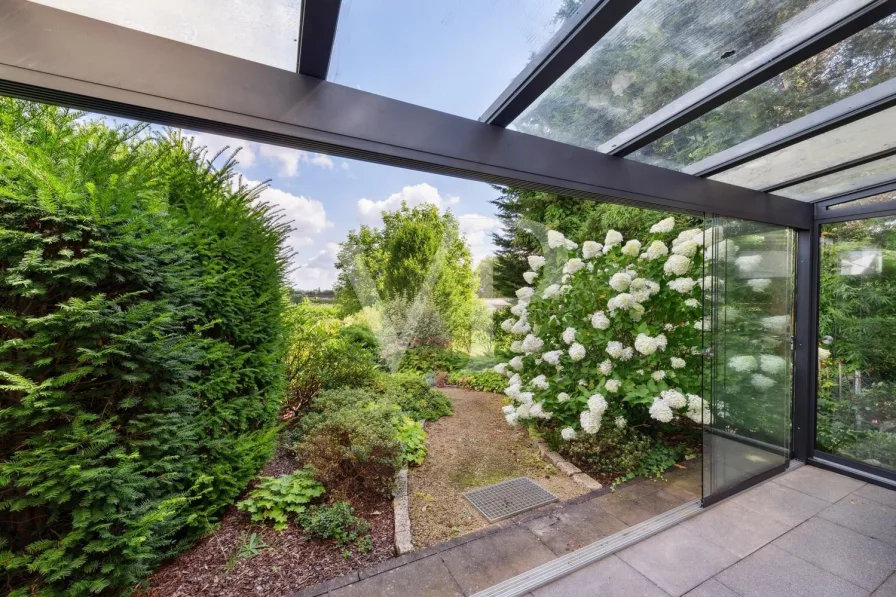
[{"left": 792, "top": 228, "right": 817, "bottom": 462}]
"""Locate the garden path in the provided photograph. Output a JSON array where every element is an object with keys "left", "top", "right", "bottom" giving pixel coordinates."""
[{"left": 408, "top": 387, "right": 587, "bottom": 548}]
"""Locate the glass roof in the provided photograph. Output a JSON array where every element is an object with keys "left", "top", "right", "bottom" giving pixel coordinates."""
[
  {"left": 826, "top": 189, "right": 896, "bottom": 210},
  {"left": 708, "top": 105, "right": 896, "bottom": 191},
  {"left": 28, "top": 0, "right": 302, "bottom": 71},
  {"left": 508, "top": 0, "right": 841, "bottom": 151},
  {"left": 328, "top": 0, "right": 569, "bottom": 118},
  {"left": 628, "top": 14, "right": 896, "bottom": 171},
  {"left": 774, "top": 154, "right": 896, "bottom": 201}
]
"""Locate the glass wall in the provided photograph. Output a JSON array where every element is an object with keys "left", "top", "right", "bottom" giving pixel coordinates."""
[
  {"left": 703, "top": 217, "right": 796, "bottom": 501},
  {"left": 816, "top": 214, "right": 896, "bottom": 472}
]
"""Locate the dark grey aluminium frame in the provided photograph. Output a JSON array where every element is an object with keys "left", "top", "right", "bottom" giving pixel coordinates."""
[{"left": 297, "top": 0, "right": 342, "bottom": 79}]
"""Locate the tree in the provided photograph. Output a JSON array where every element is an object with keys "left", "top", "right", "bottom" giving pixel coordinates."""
[{"left": 334, "top": 203, "right": 476, "bottom": 349}]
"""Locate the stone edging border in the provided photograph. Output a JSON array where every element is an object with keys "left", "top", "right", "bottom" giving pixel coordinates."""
[
  {"left": 392, "top": 468, "right": 414, "bottom": 555},
  {"left": 534, "top": 440, "right": 603, "bottom": 491}
]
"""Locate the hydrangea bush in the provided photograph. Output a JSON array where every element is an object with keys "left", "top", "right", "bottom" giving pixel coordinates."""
[{"left": 494, "top": 217, "right": 710, "bottom": 440}]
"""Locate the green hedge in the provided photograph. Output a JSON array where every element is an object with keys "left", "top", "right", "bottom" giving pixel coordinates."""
[{"left": 0, "top": 102, "right": 288, "bottom": 595}]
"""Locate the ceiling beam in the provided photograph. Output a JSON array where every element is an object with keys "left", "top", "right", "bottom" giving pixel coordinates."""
[
  {"left": 0, "top": 0, "right": 812, "bottom": 229},
  {"left": 297, "top": 0, "right": 342, "bottom": 79},
  {"left": 762, "top": 146, "right": 896, "bottom": 193},
  {"left": 813, "top": 179, "right": 896, "bottom": 220},
  {"left": 480, "top": 0, "right": 641, "bottom": 127},
  {"left": 599, "top": 0, "right": 896, "bottom": 156}
]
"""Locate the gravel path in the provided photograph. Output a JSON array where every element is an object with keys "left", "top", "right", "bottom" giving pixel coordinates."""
[{"left": 408, "top": 387, "right": 587, "bottom": 549}]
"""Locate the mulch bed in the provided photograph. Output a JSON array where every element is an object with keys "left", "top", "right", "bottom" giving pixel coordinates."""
[{"left": 139, "top": 443, "right": 395, "bottom": 597}]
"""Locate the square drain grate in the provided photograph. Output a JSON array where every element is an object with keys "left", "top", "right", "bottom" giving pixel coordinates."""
[{"left": 463, "top": 477, "right": 558, "bottom": 522}]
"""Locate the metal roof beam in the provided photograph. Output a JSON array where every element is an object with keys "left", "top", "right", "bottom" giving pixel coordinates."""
[{"left": 297, "top": 0, "right": 342, "bottom": 79}]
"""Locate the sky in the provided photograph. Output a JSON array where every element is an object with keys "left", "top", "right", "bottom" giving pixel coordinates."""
[{"left": 37, "top": 0, "right": 571, "bottom": 290}]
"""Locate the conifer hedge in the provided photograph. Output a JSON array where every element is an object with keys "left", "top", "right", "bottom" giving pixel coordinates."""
[{"left": 0, "top": 100, "right": 289, "bottom": 595}]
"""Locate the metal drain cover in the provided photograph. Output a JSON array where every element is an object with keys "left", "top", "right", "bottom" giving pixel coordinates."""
[{"left": 463, "top": 477, "right": 558, "bottom": 522}]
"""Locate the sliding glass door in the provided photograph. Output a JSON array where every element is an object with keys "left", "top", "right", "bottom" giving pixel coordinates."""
[{"left": 702, "top": 217, "right": 796, "bottom": 504}]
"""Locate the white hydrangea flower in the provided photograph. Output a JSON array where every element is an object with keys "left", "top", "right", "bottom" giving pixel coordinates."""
[
  {"left": 547, "top": 230, "right": 566, "bottom": 249},
  {"left": 528, "top": 255, "right": 546, "bottom": 271},
  {"left": 621, "top": 239, "right": 642, "bottom": 257},
  {"left": 735, "top": 254, "right": 762, "bottom": 273},
  {"left": 587, "top": 393, "right": 608, "bottom": 415},
  {"left": 509, "top": 373, "right": 521, "bottom": 386},
  {"left": 505, "top": 412, "right": 519, "bottom": 426},
  {"left": 759, "top": 354, "right": 785, "bottom": 374},
  {"left": 652, "top": 370, "right": 666, "bottom": 381},
  {"left": 522, "top": 334, "right": 544, "bottom": 354},
  {"left": 685, "top": 298, "right": 700, "bottom": 308},
  {"left": 532, "top": 375, "right": 549, "bottom": 390},
  {"left": 557, "top": 392, "right": 570, "bottom": 403},
  {"left": 599, "top": 359, "right": 613, "bottom": 376},
  {"left": 509, "top": 356, "right": 524, "bottom": 370},
  {"left": 663, "top": 255, "right": 692, "bottom": 276},
  {"left": 649, "top": 398, "right": 674, "bottom": 423},
  {"left": 510, "top": 319, "right": 531, "bottom": 335},
  {"left": 818, "top": 347, "right": 831, "bottom": 361},
  {"left": 562, "top": 327, "right": 577, "bottom": 345},
  {"left": 542, "top": 350, "right": 562, "bottom": 366},
  {"left": 516, "top": 404, "right": 531, "bottom": 419},
  {"left": 609, "top": 272, "right": 632, "bottom": 292},
  {"left": 671, "top": 357, "right": 686, "bottom": 369},
  {"left": 504, "top": 384, "right": 521, "bottom": 400},
  {"left": 494, "top": 363, "right": 508, "bottom": 375},
  {"left": 565, "top": 239, "right": 578, "bottom": 250},
  {"left": 582, "top": 240, "right": 603, "bottom": 259},
  {"left": 516, "top": 286, "right": 534, "bottom": 300},
  {"left": 761, "top": 315, "right": 789, "bottom": 334},
  {"left": 686, "top": 394, "right": 707, "bottom": 424},
  {"left": 664, "top": 323, "right": 675, "bottom": 332},
  {"left": 501, "top": 318, "right": 515, "bottom": 332},
  {"left": 605, "top": 379, "right": 621, "bottom": 393},
  {"left": 668, "top": 277, "right": 696, "bottom": 294},
  {"left": 604, "top": 229, "right": 623, "bottom": 247},
  {"left": 634, "top": 333, "right": 660, "bottom": 355},
  {"left": 630, "top": 303, "right": 646, "bottom": 322},
  {"left": 561, "top": 426, "right": 577, "bottom": 441},
  {"left": 542, "top": 283, "right": 562, "bottom": 299},
  {"left": 563, "top": 258, "right": 585, "bottom": 275},
  {"left": 656, "top": 334, "right": 667, "bottom": 350},
  {"left": 751, "top": 374, "right": 775, "bottom": 390},
  {"left": 706, "top": 239, "right": 740, "bottom": 261},
  {"left": 620, "top": 347, "right": 634, "bottom": 361},
  {"left": 523, "top": 271, "right": 538, "bottom": 284},
  {"left": 614, "top": 416, "right": 627, "bottom": 429},
  {"left": 642, "top": 240, "right": 669, "bottom": 261},
  {"left": 591, "top": 310, "right": 611, "bottom": 330},
  {"left": 580, "top": 410, "right": 601, "bottom": 434},
  {"left": 510, "top": 340, "right": 524, "bottom": 353},
  {"left": 569, "top": 342, "right": 586, "bottom": 361},
  {"left": 660, "top": 389, "right": 687, "bottom": 409},
  {"left": 636, "top": 369, "right": 645, "bottom": 376},
  {"left": 578, "top": 379, "right": 587, "bottom": 386},
  {"left": 650, "top": 217, "right": 675, "bottom": 233},
  {"left": 728, "top": 355, "right": 758, "bottom": 372},
  {"left": 529, "top": 402, "right": 546, "bottom": 419},
  {"left": 511, "top": 303, "right": 527, "bottom": 317},
  {"left": 518, "top": 391, "right": 534, "bottom": 405},
  {"left": 606, "top": 341, "right": 624, "bottom": 359},
  {"left": 671, "top": 240, "right": 699, "bottom": 258},
  {"left": 673, "top": 228, "right": 703, "bottom": 246},
  {"left": 502, "top": 404, "right": 516, "bottom": 415},
  {"left": 630, "top": 278, "right": 660, "bottom": 296},
  {"left": 607, "top": 293, "right": 635, "bottom": 312},
  {"left": 747, "top": 278, "right": 772, "bottom": 292}
]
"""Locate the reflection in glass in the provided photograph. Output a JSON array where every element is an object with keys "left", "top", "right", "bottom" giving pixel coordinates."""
[
  {"left": 774, "top": 154, "right": 896, "bottom": 201},
  {"left": 817, "top": 215, "right": 896, "bottom": 472},
  {"left": 703, "top": 218, "right": 795, "bottom": 499}
]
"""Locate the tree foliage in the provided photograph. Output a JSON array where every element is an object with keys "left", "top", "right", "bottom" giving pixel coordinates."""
[{"left": 0, "top": 100, "right": 288, "bottom": 595}]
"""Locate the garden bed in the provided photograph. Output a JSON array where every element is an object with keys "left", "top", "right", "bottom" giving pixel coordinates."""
[{"left": 139, "top": 444, "right": 395, "bottom": 597}]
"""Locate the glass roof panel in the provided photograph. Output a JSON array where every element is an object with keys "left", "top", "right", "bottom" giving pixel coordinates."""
[
  {"left": 629, "top": 14, "right": 896, "bottom": 171},
  {"left": 329, "top": 0, "right": 569, "bottom": 118},
  {"left": 509, "top": 0, "right": 842, "bottom": 150},
  {"left": 28, "top": 0, "right": 302, "bottom": 71},
  {"left": 774, "top": 154, "right": 896, "bottom": 201},
  {"left": 826, "top": 189, "right": 896, "bottom": 210},
  {"left": 706, "top": 105, "right": 896, "bottom": 190}
]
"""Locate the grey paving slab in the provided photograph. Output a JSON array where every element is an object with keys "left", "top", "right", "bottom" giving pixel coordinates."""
[
  {"left": 731, "top": 479, "right": 829, "bottom": 526},
  {"left": 773, "top": 466, "right": 865, "bottom": 503},
  {"left": 440, "top": 526, "right": 556, "bottom": 595},
  {"left": 532, "top": 555, "right": 670, "bottom": 597},
  {"left": 773, "top": 517, "right": 896, "bottom": 591},
  {"left": 716, "top": 544, "right": 869, "bottom": 597},
  {"left": 874, "top": 573, "right": 896, "bottom": 596},
  {"left": 618, "top": 525, "right": 739, "bottom": 597},
  {"left": 597, "top": 485, "right": 687, "bottom": 527},
  {"left": 683, "top": 578, "right": 740, "bottom": 597},
  {"left": 819, "top": 495, "right": 896, "bottom": 546},
  {"left": 523, "top": 499, "right": 629, "bottom": 556},
  {"left": 329, "top": 554, "right": 463, "bottom": 597},
  {"left": 856, "top": 484, "right": 896, "bottom": 509},
  {"left": 682, "top": 499, "right": 790, "bottom": 558}
]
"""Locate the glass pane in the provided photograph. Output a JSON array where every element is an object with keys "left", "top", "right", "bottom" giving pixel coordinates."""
[
  {"left": 826, "top": 190, "right": 896, "bottom": 210},
  {"left": 708, "top": 105, "right": 896, "bottom": 190},
  {"left": 817, "top": 215, "right": 896, "bottom": 472},
  {"left": 510, "top": 0, "right": 839, "bottom": 151},
  {"left": 774, "top": 154, "right": 896, "bottom": 201},
  {"left": 630, "top": 15, "right": 896, "bottom": 171},
  {"left": 703, "top": 218, "right": 795, "bottom": 500},
  {"left": 28, "top": 0, "right": 302, "bottom": 71},
  {"left": 329, "top": 0, "right": 568, "bottom": 118}
]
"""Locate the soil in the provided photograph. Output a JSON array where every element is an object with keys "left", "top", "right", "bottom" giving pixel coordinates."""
[
  {"left": 140, "top": 442, "right": 395, "bottom": 597},
  {"left": 408, "top": 387, "right": 587, "bottom": 549}
]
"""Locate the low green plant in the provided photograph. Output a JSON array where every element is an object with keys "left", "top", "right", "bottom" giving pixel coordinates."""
[
  {"left": 298, "top": 501, "right": 371, "bottom": 546},
  {"left": 398, "top": 346, "right": 468, "bottom": 373},
  {"left": 448, "top": 370, "right": 507, "bottom": 393},
  {"left": 375, "top": 373, "right": 453, "bottom": 421},
  {"left": 237, "top": 533, "right": 268, "bottom": 560},
  {"left": 236, "top": 468, "right": 325, "bottom": 530},
  {"left": 396, "top": 417, "right": 428, "bottom": 466}
]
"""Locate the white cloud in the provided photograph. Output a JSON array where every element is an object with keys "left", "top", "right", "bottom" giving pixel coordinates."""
[
  {"left": 357, "top": 183, "right": 451, "bottom": 225},
  {"left": 290, "top": 242, "right": 341, "bottom": 290},
  {"left": 259, "top": 144, "right": 334, "bottom": 177},
  {"left": 187, "top": 132, "right": 257, "bottom": 168},
  {"left": 243, "top": 178, "right": 333, "bottom": 253},
  {"left": 458, "top": 213, "right": 503, "bottom": 266}
]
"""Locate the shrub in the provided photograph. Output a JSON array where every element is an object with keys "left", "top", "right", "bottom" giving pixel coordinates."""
[
  {"left": 398, "top": 345, "right": 468, "bottom": 373},
  {"left": 396, "top": 417, "right": 428, "bottom": 465},
  {"left": 0, "top": 103, "right": 287, "bottom": 594},
  {"left": 340, "top": 323, "right": 380, "bottom": 357},
  {"left": 375, "top": 373, "right": 453, "bottom": 420},
  {"left": 557, "top": 424, "right": 653, "bottom": 480},
  {"left": 297, "top": 501, "right": 371, "bottom": 546},
  {"left": 237, "top": 469, "right": 326, "bottom": 531},
  {"left": 297, "top": 403, "right": 403, "bottom": 498},
  {"left": 448, "top": 370, "right": 507, "bottom": 393}
]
